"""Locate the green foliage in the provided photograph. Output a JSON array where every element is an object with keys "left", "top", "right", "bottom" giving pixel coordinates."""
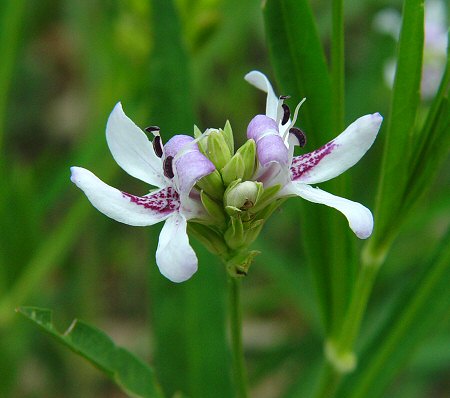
[
  {"left": 373, "top": 0, "right": 425, "bottom": 248},
  {"left": 17, "top": 307, "right": 164, "bottom": 398}
]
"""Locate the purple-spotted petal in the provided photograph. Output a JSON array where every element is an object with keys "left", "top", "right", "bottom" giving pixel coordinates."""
[
  {"left": 156, "top": 213, "right": 198, "bottom": 283},
  {"left": 164, "top": 135, "right": 215, "bottom": 194},
  {"left": 70, "top": 166, "right": 178, "bottom": 226},
  {"left": 247, "top": 115, "right": 289, "bottom": 167},
  {"left": 290, "top": 113, "right": 383, "bottom": 184},
  {"left": 245, "top": 71, "right": 279, "bottom": 120},
  {"left": 106, "top": 102, "right": 166, "bottom": 188},
  {"left": 284, "top": 182, "right": 374, "bottom": 239}
]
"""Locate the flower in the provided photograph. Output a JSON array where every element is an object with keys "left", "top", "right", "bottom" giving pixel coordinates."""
[
  {"left": 245, "top": 71, "right": 383, "bottom": 239},
  {"left": 70, "top": 102, "right": 215, "bottom": 282}
]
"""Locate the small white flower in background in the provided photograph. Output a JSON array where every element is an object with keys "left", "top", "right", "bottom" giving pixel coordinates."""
[
  {"left": 71, "top": 103, "right": 215, "bottom": 283},
  {"left": 245, "top": 71, "right": 382, "bottom": 239},
  {"left": 373, "top": 0, "right": 448, "bottom": 99}
]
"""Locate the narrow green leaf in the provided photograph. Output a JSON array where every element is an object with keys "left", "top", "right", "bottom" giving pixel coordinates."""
[
  {"left": 338, "top": 227, "right": 450, "bottom": 398},
  {"left": 265, "top": 0, "right": 360, "bottom": 342},
  {"left": 17, "top": 307, "right": 164, "bottom": 398},
  {"left": 373, "top": 0, "right": 424, "bottom": 247},
  {"left": 401, "top": 56, "right": 450, "bottom": 214},
  {"left": 149, "top": 0, "right": 194, "bottom": 133},
  {"left": 0, "top": 0, "right": 26, "bottom": 150},
  {"left": 263, "top": 0, "right": 333, "bottom": 145}
]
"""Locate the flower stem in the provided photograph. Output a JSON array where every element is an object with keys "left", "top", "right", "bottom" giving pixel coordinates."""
[{"left": 228, "top": 275, "right": 249, "bottom": 398}]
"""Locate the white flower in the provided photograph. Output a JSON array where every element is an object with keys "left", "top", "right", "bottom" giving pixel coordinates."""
[
  {"left": 70, "top": 103, "right": 215, "bottom": 282},
  {"left": 245, "top": 71, "right": 383, "bottom": 239}
]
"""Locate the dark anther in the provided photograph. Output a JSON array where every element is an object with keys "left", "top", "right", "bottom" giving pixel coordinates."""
[
  {"left": 163, "top": 156, "right": 174, "bottom": 179},
  {"left": 289, "top": 127, "right": 307, "bottom": 147},
  {"left": 279, "top": 95, "right": 291, "bottom": 100},
  {"left": 152, "top": 136, "right": 163, "bottom": 158},
  {"left": 281, "top": 104, "right": 291, "bottom": 125},
  {"left": 145, "top": 126, "right": 160, "bottom": 133}
]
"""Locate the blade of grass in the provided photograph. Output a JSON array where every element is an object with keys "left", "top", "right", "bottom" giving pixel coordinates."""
[
  {"left": 339, "top": 226, "right": 450, "bottom": 398},
  {"left": 263, "top": 0, "right": 334, "bottom": 335},
  {"left": 0, "top": 0, "right": 26, "bottom": 151},
  {"left": 372, "top": 0, "right": 424, "bottom": 249}
]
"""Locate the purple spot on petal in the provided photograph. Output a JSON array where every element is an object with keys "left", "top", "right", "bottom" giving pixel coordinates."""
[
  {"left": 121, "top": 186, "right": 180, "bottom": 214},
  {"left": 290, "top": 142, "right": 337, "bottom": 181}
]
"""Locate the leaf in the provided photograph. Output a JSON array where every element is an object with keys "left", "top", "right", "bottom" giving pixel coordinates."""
[
  {"left": 372, "top": 0, "right": 424, "bottom": 248},
  {"left": 263, "top": 0, "right": 333, "bottom": 145},
  {"left": 148, "top": 0, "right": 194, "bottom": 134},
  {"left": 17, "top": 307, "right": 164, "bottom": 398},
  {"left": 337, "top": 227, "right": 450, "bottom": 398},
  {"left": 264, "top": 0, "right": 351, "bottom": 336}
]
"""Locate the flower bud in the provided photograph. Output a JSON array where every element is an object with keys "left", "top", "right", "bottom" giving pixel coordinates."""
[
  {"left": 222, "top": 120, "right": 234, "bottom": 154},
  {"left": 200, "top": 190, "right": 226, "bottom": 228},
  {"left": 224, "top": 180, "right": 262, "bottom": 211},
  {"left": 221, "top": 153, "right": 245, "bottom": 186},
  {"left": 207, "top": 130, "right": 232, "bottom": 170},
  {"left": 197, "top": 169, "right": 224, "bottom": 201}
]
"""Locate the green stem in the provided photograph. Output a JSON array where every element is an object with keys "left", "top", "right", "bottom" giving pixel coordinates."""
[
  {"left": 315, "top": 241, "right": 388, "bottom": 396},
  {"left": 228, "top": 276, "right": 248, "bottom": 398},
  {"left": 335, "top": 259, "right": 379, "bottom": 354},
  {"left": 314, "top": 363, "right": 342, "bottom": 398}
]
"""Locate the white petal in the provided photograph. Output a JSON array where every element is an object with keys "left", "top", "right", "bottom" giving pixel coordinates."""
[
  {"left": 106, "top": 102, "right": 166, "bottom": 187},
  {"left": 156, "top": 213, "right": 198, "bottom": 283},
  {"left": 285, "top": 183, "right": 373, "bottom": 239},
  {"left": 70, "top": 166, "right": 176, "bottom": 226},
  {"left": 291, "top": 113, "right": 383, "bottom": 184},
  {"left": 245, "top": 71, "right": 279, "bottom": 121}
]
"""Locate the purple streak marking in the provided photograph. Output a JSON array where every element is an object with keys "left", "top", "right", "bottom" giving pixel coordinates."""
[
  {"left": 121, "top": 186, "right": 180, "bottom": 214},
  {"left": 290, "top": 142, "right": 337, "bottom": 181}
]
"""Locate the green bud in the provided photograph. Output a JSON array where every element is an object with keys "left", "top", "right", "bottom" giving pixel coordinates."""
[
  {"left": 200, "top": 191, "right": 226, "bottom": 228},
  {"left": 250, "top": 184, "right": 281, "bottom": 214},
  {"left": 207, "top": 130, "right": 232, "bottom": 169},
  {"left": 197, "top": 170, "right": 224, "bottom": 201},
  {"left": 224, "top": 180, "right": 262, "bottom": 211},
  {"left": 193, "top": 125, "right": 207, "bottom": 155},
  {"left": 222, "top": 120, "right": 234, "bottom": 154},
  {"left": 221, "top": 153, "right": 245, "bottom": 186},
  {"left": 187, "top": 222, "right": 229, "bottom": 257},
  {"left": 237, "top": 139, "right": 256, "bottom": 181},
  {"left": 224, "top": 217, "right": 245, "bottom": 250}
]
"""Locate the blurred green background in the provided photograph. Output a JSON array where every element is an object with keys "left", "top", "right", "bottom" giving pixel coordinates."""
[{"left": 0, "top": 0, "right": 448, "bottom": 397}]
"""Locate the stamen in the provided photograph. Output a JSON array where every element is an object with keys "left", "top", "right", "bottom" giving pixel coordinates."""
[
  {"left": 283, "top": 98, "right": 307, "bottom": 141},
  {"left": 281, "top": 104, "right": 291, "bottom": 125},
  {"left": 279, "top": 95, "right": 291, "bottom": 100},
  {"left": 163, "top": 156, "right": 174, "bottom": 178},
  {"left": 152, "top": 135, "right": 163, "bottom": 158},
  {"left": 145, "top": 126, "right": 160, "bottom": 133},
  {"left": 289, "top": 127, "right": 307, "bottom": 147}
]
